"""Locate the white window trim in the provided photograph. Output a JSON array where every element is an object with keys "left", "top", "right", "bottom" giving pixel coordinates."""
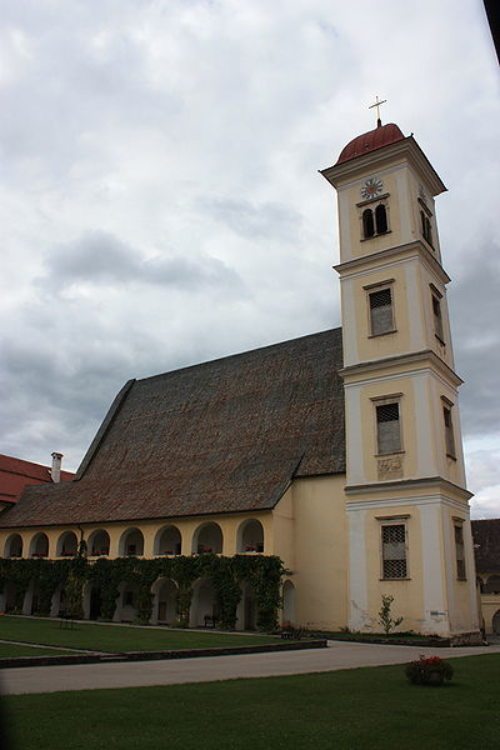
[
  {"left": 371, "top": 393, "right": 405, "bottom": 457},
  {"left": 378, "top": 518, "right": 410, "bottom": 581},
  {"left": 358, "top": 196, "right": 391, "bottom": 241},
  {"left": 364, "top": 279, "right": 397, "bottom": 338},
  {"left": 441, "top": 396, "right": 457, "bottom": 460}
]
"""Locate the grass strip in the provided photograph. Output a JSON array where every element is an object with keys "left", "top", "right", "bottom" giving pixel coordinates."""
[{"left": 0, "top": 643, "right": 76, "bottom": 658}]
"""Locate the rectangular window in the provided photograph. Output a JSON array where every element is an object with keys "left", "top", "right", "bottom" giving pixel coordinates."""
[
  {"left": 376, "top": 402, "right": 401, "bottom": 454},
  {"left": 454, "top": 525, "right": 466, "bottom": 580},
  {"left": 443, "top": 404, "right": 456, "bottom": 458},
  {"left": 369, "top": 287, "right": 394, "bottom": 336},
  {"left": 432, "top": 293, "right": 444, "bottom": 342},
  {"left": 382, "top": 524, "right": 407, "bottom": 579}
]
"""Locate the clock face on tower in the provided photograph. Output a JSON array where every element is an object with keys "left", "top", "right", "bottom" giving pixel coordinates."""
[{"left": 361, "top": 177, "right": 383, "bottom": 200}]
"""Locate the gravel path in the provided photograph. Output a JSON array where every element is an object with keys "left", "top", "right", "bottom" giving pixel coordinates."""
[{"left": 1, "top": 640, "right": 498, "bottom": 696}]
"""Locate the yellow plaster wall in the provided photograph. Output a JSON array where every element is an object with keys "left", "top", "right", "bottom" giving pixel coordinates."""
[
  {"left": 406, "top": 167, "right": 442, "bottom": 261},
  {"left": 362, "top": 503, "right": 424, "bottom": 632},
  {"left": 290, "top": 475, "right": 347, "bottom": 630},
  {"left": 417, "top": 262, "right": 454, "bottom": 369},
  {"left": 271, "top": 487, "right": 295, "bottom": 572},
  {"left": 356, "top": 375, "right": 418, "bottom": 482},
  {"left": 441, "top": 506, "right": 478, "bottom": 632},
  {"left": 429, "top": 376, "right": 467, "bottom": 487},
  {"left": 346, "top": 263, "right": 413, "bottom": 362},
  {"left": 340, "top": 168, "right": 405, "bottom": 259}
]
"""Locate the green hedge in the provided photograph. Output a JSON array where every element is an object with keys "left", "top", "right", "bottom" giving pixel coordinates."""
[{"left": 0, "top": 554, "right": 286, "bottom": 631}]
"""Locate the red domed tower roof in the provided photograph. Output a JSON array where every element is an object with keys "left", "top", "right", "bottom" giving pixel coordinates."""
[{"left": 336, "top": 123, "right": 405, "bottom": 165}]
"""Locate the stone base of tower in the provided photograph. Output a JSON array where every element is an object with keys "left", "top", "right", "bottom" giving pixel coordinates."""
[{"left": 345, "top": 479, "right": 481, "bottom": 640}]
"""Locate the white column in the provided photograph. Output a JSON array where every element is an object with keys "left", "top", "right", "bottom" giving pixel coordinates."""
[
  {"left": 420, "top": 502, "right": 449, "bottom": 635},
  {"left": 347, "top": 507, "right": 369, "bottom": 630}
]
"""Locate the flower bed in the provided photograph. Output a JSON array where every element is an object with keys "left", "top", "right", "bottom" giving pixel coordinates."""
[{"left": 405, "top": 655, "right": 454, "bottom": 686}]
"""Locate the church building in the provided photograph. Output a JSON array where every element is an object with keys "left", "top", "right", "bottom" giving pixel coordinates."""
[{"left": 0, "top": 120, "right": 481, "bottom": 641}]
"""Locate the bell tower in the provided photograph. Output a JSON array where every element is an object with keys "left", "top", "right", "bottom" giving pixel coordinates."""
[{"left": 321, "top": 118, "right": 480, "bottom": 640}]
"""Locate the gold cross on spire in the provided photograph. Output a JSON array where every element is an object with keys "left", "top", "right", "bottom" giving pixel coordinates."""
[{"left": 369, "top": 95, "right": 387, "bottom": 127}]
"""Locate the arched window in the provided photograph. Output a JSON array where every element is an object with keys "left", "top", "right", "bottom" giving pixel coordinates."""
[
  {"left": 57, "top": 531, "right": 78, "bottom": 557},
  {"left": 192, "top": 523, "right": 223, "bottom": 554},
  {"left": 151, "top": 578, "right": 178, "bottom": 625},
  {"left": 154, "top": 526, "right": 182, "bottom": 556},
  {"left": 119, "top": 528, "right": 144, "bottom": 557},
  {"left": 485, "top": 575, "right": 500, "bottom": 595},
  {"left": 362, "top": 208, "right": 375, "bottom": 238},
  {"left": 282, "top": 580, "right": 296, "bottom": 626},
  {"left": 375, "top": 204, "right": 388, "bottom": 234},
  {"left": 30, "top": 533, "right": 49, "bottom": 558},
  {"left": 5, "top": 534, "right": 23, "bottom": 558},
  {"left": 493, "top": 610, "right": 500, "bottom": 635},
  {"left": 237, "top": 519, "right": 264, "bottom": 553},
  {"left": 89, "top": 530, "right": 110, "bottom": 557}
]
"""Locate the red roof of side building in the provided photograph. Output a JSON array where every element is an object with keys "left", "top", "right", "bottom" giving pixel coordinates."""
[
  {"left": 336, "top": 122, "right": 405, "bottom": 165},
  {"left": 0, "top": 454, "right": 74, "bottom": 504}
]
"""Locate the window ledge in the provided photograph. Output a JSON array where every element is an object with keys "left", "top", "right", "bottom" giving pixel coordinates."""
[
  {"left": 380, "top": 577, "right": 412, "bottom": 582},
  {"left": 361, "top": 230, "right": 392, "bottom": 243},
  {"left": 368, "top": 329, "right": 398, "bottom": 339},
  {"left": 457, "top": 577, "right": 467, "bottom": 582},
  {"left": 375, "top": 450, "right": 406, "bottom": 458},
  {"left": 446, "top": 453, "right": 457, "bottom": 461},
  {"left": 435, "top": 334, "right": 446, "bottom": 346}
]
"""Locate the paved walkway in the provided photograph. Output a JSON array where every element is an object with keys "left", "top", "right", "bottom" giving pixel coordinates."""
[{"left": 1, "top": 641, "right": 498, "bottom": 696}]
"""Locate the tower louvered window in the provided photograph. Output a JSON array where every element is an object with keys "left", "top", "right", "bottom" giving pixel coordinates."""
[
  {"left": 432, "top": 294, "right": 444, "bottom": 342},
  {"left": 369, "top": 287, "right": 394, "bottom": 336},
  {"left": 376, "top": 402, "right": 401, "bottom": 454},
  {"left": 443, "top": 404, "right": 456, "bottom": 458},
  {"left": 382, "top": 524, "right": 407, "bottom": 579}
]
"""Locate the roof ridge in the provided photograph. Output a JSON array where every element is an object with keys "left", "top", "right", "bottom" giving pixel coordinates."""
[{"left": 138, "top": 327, "right": 342, "bottom": 385}]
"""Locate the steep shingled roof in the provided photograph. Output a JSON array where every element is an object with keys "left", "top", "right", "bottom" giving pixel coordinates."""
[
  {"left": 472, "top": 519, "right": 500, "bottom": 573},
  {"left": 0, "top": 328, "right": 345, "bottom": 528}
]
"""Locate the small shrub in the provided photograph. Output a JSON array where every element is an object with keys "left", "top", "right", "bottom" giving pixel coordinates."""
[
  {"left": 378, "top": 594, "right": 403, "bottom": 635},
  {"left": 405, "top": 655, "right": 454, "bottom": 686}
]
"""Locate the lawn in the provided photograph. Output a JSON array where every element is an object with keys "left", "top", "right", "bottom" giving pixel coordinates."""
[
  {"left": 3, "top": 655, "right": 499, "bottom": 750},
  {"left": 0, "top": 616, "right": 280, "bottom": 652}
]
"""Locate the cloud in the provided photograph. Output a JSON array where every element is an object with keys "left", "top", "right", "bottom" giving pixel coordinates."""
[
  {"left": 465, "top": 439, "right": 500, "bottom": 519},
  {"left": 449, "top": 243, "right": 500, "bottom": 437},
  {"left": 38, "top": 230, "right": 244, "bottom": 293},
  {"left": 199, "top": 197, "right": 302, "bottom": 241},
  {"left": 0, "top": 0, "right": 498, "bottom": 503}
]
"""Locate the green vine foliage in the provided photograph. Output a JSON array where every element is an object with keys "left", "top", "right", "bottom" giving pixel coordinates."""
[{"left": 0, "top": 555, "right": 287, "bottom": 631}]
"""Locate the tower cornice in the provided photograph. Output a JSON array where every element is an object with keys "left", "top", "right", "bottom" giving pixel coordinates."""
[
  {"left": 333, "top": 240, "right": 451, "bottom": 285},
  {"left": 344, "top": 476, "right": 473, "bottom": 502},
  {"left": 339, "top": 349, "right": 463, "bottom": 387}
]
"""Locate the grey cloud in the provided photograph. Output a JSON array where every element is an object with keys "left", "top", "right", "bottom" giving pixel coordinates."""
[
  {"left": 449, "top": 243, "right": 500, "bottom": 436},
  {"left": 39, "top": 231, "right": 244, "bottom": 292},
  {"left": 199, "top": 197, "right": 303, "bottom": 241}
]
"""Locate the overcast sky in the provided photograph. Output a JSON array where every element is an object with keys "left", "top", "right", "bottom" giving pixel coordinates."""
[{"left": 1, "top": 0, "right": 499, "bottom": 518}]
